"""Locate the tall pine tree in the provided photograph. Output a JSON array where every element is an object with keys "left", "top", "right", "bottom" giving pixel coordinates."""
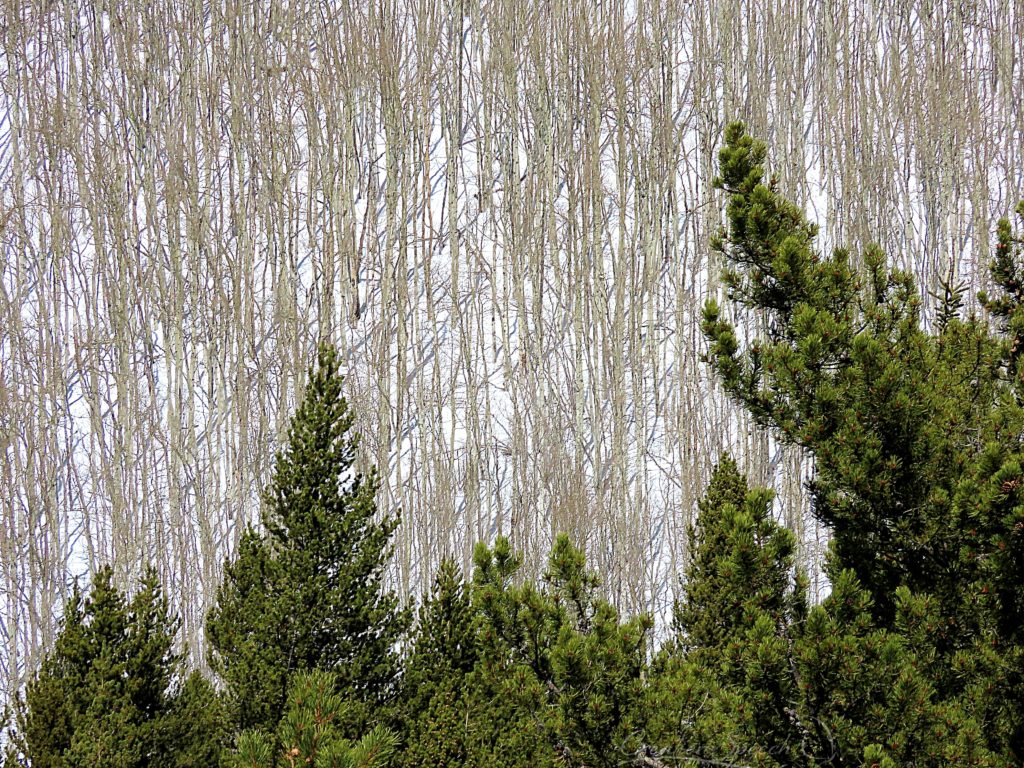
[
  {"left": 701, "top": 122, "right": 1024, "bottom": 761},
  {"left": 648, "top": 458, "right": 1008, "bottom": 767},
  {"left": 207, "top": 343, "right": 408, "bottom": 736}
]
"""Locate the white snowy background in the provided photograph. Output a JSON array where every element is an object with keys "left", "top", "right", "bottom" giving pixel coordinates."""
[{"left": 1, "top": 0, "right": 1022, "bottom": 701}]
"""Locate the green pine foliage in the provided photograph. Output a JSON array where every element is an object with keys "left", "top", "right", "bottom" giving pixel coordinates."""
[
  {"left": 226, "top": 670, "right": 398, "bottom": 768},
  {"left": 159, "top": 671, "right": 231, "bottom": 768},
  {"left": 648, "top": 457, "right": 807, "bottom": 767},
  {"left": 930, "top": 265, "right": 968, "bottom": 333},
  {"left": 671, "top": 456, "right": 806, "bottom": 654},
  {"left": 791, "top": 560, "right": 1014, "bottom": 766},
  {"left": 543, "top": 535, "right": 651, "bottom": 767},
  {"left": 403, "top": 559, "right": 477, "bottom": 714},
  {"left": 467, "top": 535, "right": 650, "bottom": 768},
  {"left": 9, "top": 567, "right": 225, "bottom": 768},
  {"left": 15, "top": 567, "right": 175, "bottom": 768},
  {"left": 1, "top": 709, "right": 11, "bottom": 767},
  {"left": 702, "top": 121, "right": 1024, "bottom": 761},
  {"left": 647, "top": 458, "right": 1012, "bottom": 767},
  {"left": 206, "top": 343, "right": 409, "bottom": 736},
  {"left": 464, "top": 537, "right": 558, "bottom": 768},
  {"left": 398, "top": 559, "right": 478, "bottom": 768}
]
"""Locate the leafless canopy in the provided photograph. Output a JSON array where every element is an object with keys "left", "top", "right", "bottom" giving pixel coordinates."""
[{"left": 1, "top": 0, "right": 1021, "bottom": 701}]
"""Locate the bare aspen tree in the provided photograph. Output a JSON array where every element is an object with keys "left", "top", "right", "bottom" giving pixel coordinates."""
[{"left": 1, "top": 0, "right": 1022, "bottom": 701}]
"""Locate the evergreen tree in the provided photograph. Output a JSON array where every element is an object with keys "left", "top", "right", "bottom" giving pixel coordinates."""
[
  {"left": 793, "top": 566, "right": 1010, "bottom": 767},
  {"left": 62, "top": 682, "right": 144, "bottom": 768},
  {"left": 671, "top": 456, "right": 805, "bottom": 654},
  {"left": 543, "top": 535, "right": 651, "bottom": 768},
  {"left": 467, "top": 535, "right": 650, "bottom": 768},
  {"left": 14, "top": 568, "right": 174, "bottom": 768},
  {"left": 648, "top": 458, "right": 807, "bottom": 767},
  {"left": 207, "top": 343, "right": 408, "bottom": 736},
  {"left": 11, "top": 567, "right": 223, "bottom": 768},
  {"left": 402, "top": 559, "right": 477, "bottom": 712},
  {"left": 398, "top": 558, "right": 477, "bottom": 768},
  {"left": 464, "top": 537, "right": 556, "bottom": 768},
  {"left": 648, "top": 459, "right": 1010, "bottom": 767},
  {"left": 701, "top": 122, "right": 1024, "bottom": 760},
  {"left": 227, "top": 670, "right": 398, "bottom": 768},
  {"left": 159, "top": 671, "right": 231, "bottom": 768}
]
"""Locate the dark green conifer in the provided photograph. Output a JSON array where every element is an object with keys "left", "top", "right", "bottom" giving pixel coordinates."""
[
  {"left": 465, "top": 537, "right": 555, "bottom": 768},
  {"left": 398, "top": 558, "right": 477, "bottom": 768},
  {"left": 671, "top": 456, "right": 804, "bottom": 653},
  {"left": 649, "top": 458, "right": 807, "bottom": 767},
  {"left": 701, "top": 122, "right": 1024, "bottom": 761},
  {"left": 792, "top": 561, "right": 1014, "bottom": 766},
  {"left": 544, "top": 535, "right": 651, "bottom": 768},
  {"left": 159, "top": 671, "right": 231, "bottom": 768},
  {"left": 207, "top": 343, "right": 408, "bottom": 736},
  {"left": 647, "top": 459, "right": 1009, "bottom": 767},
  {"left": 227, "top": 670, "right": 398, "bottom": 768},
  {"left": 16, "top": 568, "right": 175, "bottom": 768},
  {"left": 403, "top": 558, "right": 477, "bottom": 709},
  {"left": 11, "top": 567, "right": 222, "bottom": 768},
  {"left": 467, "top": 535, "right": 649, "bottom": 768}
]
